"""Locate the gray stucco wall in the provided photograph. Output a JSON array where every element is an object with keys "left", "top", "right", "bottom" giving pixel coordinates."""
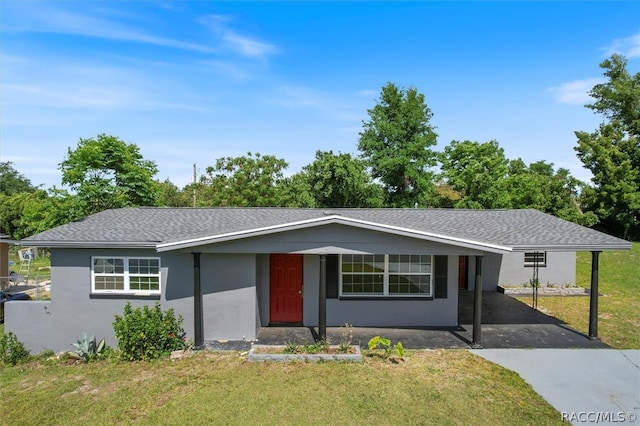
[
  {"left": 6, "top": 248, "right": 194, "bottom": 353},
  {"left": 6, "top": 249, "right": 263, "bottom": 352},
  {"left": 465, "top": 253, "right": 502, "bottom": 291},
  {"left": 498, "top": 251, "right": 576, "bottom": 286},
  {"left": 200, "top": 253, "right": 257, "bottom": 341}
]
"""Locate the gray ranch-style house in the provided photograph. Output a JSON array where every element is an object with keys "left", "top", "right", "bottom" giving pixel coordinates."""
[{"left": 6, "top": 207, "right": 631, "bottom": 352}]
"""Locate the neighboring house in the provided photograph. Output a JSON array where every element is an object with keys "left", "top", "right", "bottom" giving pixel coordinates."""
[
  {"left": 6, "top": 208, "right": 631, "bottom": 352},
  {"left": 1, "top": 233, "right": 16, "bottom": 290}
]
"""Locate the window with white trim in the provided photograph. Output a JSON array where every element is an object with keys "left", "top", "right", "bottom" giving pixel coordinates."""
[
  {"left": 340, "top": 254, "right": 432, "bottom": 297},
  {"left": 92, "top": 257, "right": 161, "bottom": 294},
  {"left": 524, "top": 252, "right": 546, "bottom": 267}
]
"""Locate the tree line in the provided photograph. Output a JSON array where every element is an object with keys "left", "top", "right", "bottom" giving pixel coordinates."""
[{"left": 1, "top": 54, "right": 638, "bottom": 240}]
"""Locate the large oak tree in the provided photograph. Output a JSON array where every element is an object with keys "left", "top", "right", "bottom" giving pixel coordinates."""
[
  {"left": 358, "top": 83, "right": 438, "bottom": 207},
  {"left": 575, "top": 54, "right": 640, "bottom": 239}
]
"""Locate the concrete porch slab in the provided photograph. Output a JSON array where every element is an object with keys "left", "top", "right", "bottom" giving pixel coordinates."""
[{"left": 205, "top": 292, "right": 607, "bottom": 350}]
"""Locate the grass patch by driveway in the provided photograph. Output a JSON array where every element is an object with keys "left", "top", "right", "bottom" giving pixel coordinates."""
[
  {"left": 517, "top": 242, "right": 639, "bottom": 349},
  {"left": 1, "top": 350, "right": 563, "bottom": 425}
]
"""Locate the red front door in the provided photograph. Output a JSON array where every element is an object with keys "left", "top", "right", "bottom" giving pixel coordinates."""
[
  {"left": 270, "top": 254, "right": 303, "bottom": 323},
  {"left": 458, "top": 256, "right": 468, "bottom": 289}
]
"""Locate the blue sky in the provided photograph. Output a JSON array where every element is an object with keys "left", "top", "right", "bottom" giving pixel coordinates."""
[{"left": 1, "top": 1, "right": 639, "bottom": 189}]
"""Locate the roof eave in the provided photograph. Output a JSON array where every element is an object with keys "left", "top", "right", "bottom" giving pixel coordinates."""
[
  {"left": 510, "top": 243, "right": 633, "bottom": 252},
  {"left": 19, "top": 241, "right": 158, "bottom": 249}
]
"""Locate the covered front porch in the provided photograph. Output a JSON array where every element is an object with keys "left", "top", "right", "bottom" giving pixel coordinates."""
[{"left": 203, "top": 292, "right": 608, "bottom": 350}]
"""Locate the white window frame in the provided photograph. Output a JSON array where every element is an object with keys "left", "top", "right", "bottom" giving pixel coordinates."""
[
  {"left": 339, "top": 254, "right": 433, "bottom": 298},
  {"left": 91, "top": 256, "right": 161, "bottom": 295},
  {"left": 524, "top": 252, "right": 547, "bottom": 267}
]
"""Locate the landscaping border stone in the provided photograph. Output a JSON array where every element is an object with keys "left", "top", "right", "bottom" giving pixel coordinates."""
[
  {"left": 248, "top": 345, "right": 362, "bottom": 362},
  {"left": 498, "top": 285, "right": 588, "bottom": 296}
]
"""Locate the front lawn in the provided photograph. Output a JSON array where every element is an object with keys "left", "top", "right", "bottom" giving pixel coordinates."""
[
  {"left": 517, "top": 242, "right": 639, "bottom": 349},
  {"left": 0, "top": 350, "right": 563, "bottom": 425}
]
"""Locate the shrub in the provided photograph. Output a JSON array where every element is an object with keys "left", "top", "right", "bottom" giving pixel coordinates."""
[
  {"left": 0, "top": 332, "right": 31, "bottom": 366},
  {"left": 113, "top": 302, "right": 189, "bottom": 361}
]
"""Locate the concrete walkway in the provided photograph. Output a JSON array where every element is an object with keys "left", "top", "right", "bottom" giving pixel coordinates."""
[{"left": 471, "top": 349, "right": 640, "bottom": 425}]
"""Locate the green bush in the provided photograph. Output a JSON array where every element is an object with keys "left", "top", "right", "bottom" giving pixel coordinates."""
[
  {"left": 0, "top": 332, "right": 31, "bottom": 366},
  {"left": 113, "top": 302, "right": 189, "bottom": 361}
]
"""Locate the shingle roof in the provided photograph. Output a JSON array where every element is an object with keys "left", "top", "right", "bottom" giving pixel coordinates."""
[{"left": 21, "top": 207, "right": 631, "bottom": 252}]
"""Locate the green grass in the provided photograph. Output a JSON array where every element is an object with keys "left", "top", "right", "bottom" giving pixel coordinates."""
[
  {"left": 517, "top": 242, "right": 639, "bottom": 349},
  {"left": 1, "top": 350, "right": 563, "bottom": 425}
]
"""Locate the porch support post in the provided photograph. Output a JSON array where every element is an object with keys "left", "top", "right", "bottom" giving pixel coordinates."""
[
  {"left": 192, "top": 252, "right": 203, "bottom": 348},
  {"left": 472, "top": 255, "right": 483, "bottom": 348},
  {"left": 319, "top": 254, "right": 327, "bottom": 342},
  {"left": 588, "top": 251, "right": 601, "bottom": 339}
]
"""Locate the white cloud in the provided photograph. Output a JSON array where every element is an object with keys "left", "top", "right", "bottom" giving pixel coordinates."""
[
  {"left": 604, "top": 33, "right": 640, "bottom": 58},
  {"left": 2, "top": 3, "right": 215, "bottom": 53},
  {"left": 223, "top": 33, "right": 276, "bottom": 58},
  {"left": 198, "top": 60, "right": 253, "bottom": 81},
  {"left": 0, "top": 53, "right": 218, "bottom": 118},
  {"left": 546, "top": 78, "right": 604, "bottom": 105},
  {"left": 270, "top": 86, "right": 364, "bottom": 123},
  {"left": 355, "top": 89, "right": 378, "bottom": 98},
  {"left": 2, "top": 83, "right": 136, "bottom": 109},
  {"left": 199, "top": 15, "right": 277, "bottom": 59}
]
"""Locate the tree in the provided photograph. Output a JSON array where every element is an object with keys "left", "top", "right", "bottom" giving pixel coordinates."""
[
  {"left": 199, "top": 152, "right": 288, "bottom": 207},
  {"left": 505, "top": 159, "right": 597, "bottom": 226},
  {"left": 278, "top": 173, "right": 316, "bottom": 208},
  {"left": 575, "top": 54, "right": 640, "bottom": 239},
  {"left": 0, "top": 162, "right": 35, "bottom": 195},
  {"left": 358, "top": 82, "right": 438, "bottom": 207},
  {"left": 156, "top": 178, "right": 191, "bottom": 207},
  {"left": 292, "top": 150, "right": 383, "bottom": 208},
  {"left": 439, "top": 140, "right": 511, "bottom": 209},
  {"left": 17, "top": 188, "right": 84, "bottom": 239},
  {"left": 0, "top": 192, "right": 28, "bottom": 238},
  {"left": 586, "top": 54, "right": 640, "bottom": 138},
  {"left": 59, "top": 134, "right": 160, "bottom": 214},
  {"left": 0, "top": 188, "right": 82, "bottom": 239}
]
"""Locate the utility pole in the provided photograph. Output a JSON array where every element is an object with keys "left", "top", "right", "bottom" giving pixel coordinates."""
[{"left": 193, "top": 163, "right": 197, "bottom": 208}]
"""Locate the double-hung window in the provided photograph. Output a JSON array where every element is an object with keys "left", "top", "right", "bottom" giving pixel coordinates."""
[
  {"left": 92, "top": 257, "right": 161, "bottom": 294},
  {"left": 340, "top": 254, "right": 432, "bottom": 297}
]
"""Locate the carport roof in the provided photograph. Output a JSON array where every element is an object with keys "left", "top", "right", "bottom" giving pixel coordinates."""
[{"left": 20, "top": 207, "right": 632, "bottom": 252}]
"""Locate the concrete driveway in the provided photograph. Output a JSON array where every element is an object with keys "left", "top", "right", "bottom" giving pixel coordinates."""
[{"left": 471, "top": 349, "right": 640, "bottom": 425}]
